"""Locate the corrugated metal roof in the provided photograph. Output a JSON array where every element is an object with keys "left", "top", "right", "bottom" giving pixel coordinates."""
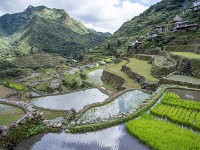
[{"left": 194, "top": 1, "right": 200, "bottom": 7}]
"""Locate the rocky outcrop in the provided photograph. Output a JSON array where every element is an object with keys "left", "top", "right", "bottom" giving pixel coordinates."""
[
  {"left": 101, "top": 70, "right": 126, "bottom": 90},
  {"left": 50, "top": 79, "right": 62, "bottom": 90}
]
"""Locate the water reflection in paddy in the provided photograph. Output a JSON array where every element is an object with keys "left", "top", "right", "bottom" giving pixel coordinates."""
[
  {"left": 80, "top": 90, "right": 150, "bottom": 122},
  {"left": 32, "top": 88, "right": 108, "bottom": 111},
  {"left": 87, "top": 69, "right": 103, "bottom": 86},
  {"left": 168, "top": 89, "right": 200, "bottom": 102},
  {"left": 15, "top": 124, "right": 148, "bottom": 150},
  {"left": 0, "top": 104, "right": 25, "bottom": 125}
]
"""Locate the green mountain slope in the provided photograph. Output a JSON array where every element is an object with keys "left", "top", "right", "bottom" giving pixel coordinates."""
[
  {"left": 0, "top": 5, "right": 110, "bottom": 60},
  {"left": 102, "top": 0, "right": 200, "bottom": 55}
]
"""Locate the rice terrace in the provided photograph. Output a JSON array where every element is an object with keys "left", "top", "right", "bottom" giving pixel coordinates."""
[{"left": 1, "top": 0, "right": 200, "bottom": 150}]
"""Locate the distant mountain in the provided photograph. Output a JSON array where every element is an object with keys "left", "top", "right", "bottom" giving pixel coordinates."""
[{"left": 0, "top": 5, "right": 110, "bottom": 59}]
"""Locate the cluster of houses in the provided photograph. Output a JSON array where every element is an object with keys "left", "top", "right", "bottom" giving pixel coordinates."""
[{"left": 131, "top": 0, "right": 200, "bottom": 48}]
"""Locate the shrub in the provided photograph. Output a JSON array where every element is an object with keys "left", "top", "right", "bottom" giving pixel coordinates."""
[{"left": 63, "top": 74, "right": 78, "bottom": 88}]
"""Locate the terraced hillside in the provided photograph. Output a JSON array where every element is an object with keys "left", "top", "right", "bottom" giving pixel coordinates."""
[
  {"left": 170, "top": 52, "right": 200, "bottom": 59},
  {"left": 103, "top": 60, "right": 140, "bottom": 89},
  {"left": 126, "top": 58, "right": 159, "bottom": 83}
]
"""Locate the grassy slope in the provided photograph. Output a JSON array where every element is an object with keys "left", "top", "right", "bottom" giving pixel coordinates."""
[
  {"left": 0, "top": 104, "right": 25, "bottom": 125},
  {"left": 171, "top": 52, "right": 200, "bottom": 59},
  {"left": 167, "top": 75, "right": 200, "bottom": 84},
  {"left": 36, "top": 108, "right": 67, "bottom": 120},
  {"left": 126, "top": 115, "right": 200, "bottom": 150},
  {"left": 126, "top": 58, "right": 159, "bottom": 83},
  {"left": 0, "top": 85, "right": 12, "bottom": 98},
  {"left": 105, "top": 60, "right": 140, "bottom": 89}
]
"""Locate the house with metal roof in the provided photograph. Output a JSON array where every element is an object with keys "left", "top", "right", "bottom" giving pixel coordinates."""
[
  {"left": 174, "top": 21, "right": 198, "bottom": 31},
  {"left": 192, "top": 0, "right": 200, "bottom": 11},
  {"left": 153, "top": 26, "right": 165, "bottom": 33}
]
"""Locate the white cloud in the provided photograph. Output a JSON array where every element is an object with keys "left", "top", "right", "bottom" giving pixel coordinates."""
[{"left": 0, "top": 0, "right": 149, "bottom": 33}]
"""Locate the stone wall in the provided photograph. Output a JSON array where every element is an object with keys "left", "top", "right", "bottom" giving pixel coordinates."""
[
  {"left": 131, "top": 54, "right": 153, "bottom": 61},
  {"left": 121, "top": 65, "right": 159, "bottom": 91},
  {"left": 167, "top": 39, "right": 200, "bottom": 45},
  {"left": 0, "top": 99, "right": 43, "bottom": 137},
  {"left": 164, "top": 44, "right": 200, "bottom": 53},
  {"left": 159, "top": 77, "right": 200, "bottom": 89},
  {"left": 170, "top": 54, "right": 200, "bottom": 79},
  {"left": 178, "top": 58, "right": 200, "bottom": 78},
  {"left": 151, "top": 63, "right": 176, "bottom": 78},
  {"left": 101, "top": 70, "right": 126, "bottom": 90}
]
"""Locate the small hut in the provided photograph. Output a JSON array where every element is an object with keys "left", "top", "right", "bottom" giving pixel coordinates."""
[
  {"left": 133, "top": 40, "right": 142, "bottom": 49},
  {"left": 146, "top": 32, "right": 159, "bottom": 39},
  {"left": 153, "top": 26, "right": 165, "bottom": 33},
  {"left": 173, "top": 15, "right": 183, "bottom": 23}
]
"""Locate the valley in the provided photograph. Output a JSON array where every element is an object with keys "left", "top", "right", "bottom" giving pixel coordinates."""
[{"left": 1, "top": 0, "right": 200, "bottom": 150}]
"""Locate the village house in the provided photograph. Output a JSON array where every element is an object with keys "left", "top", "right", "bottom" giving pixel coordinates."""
[
  {"left": 132, "top": 40, "right": 142, "bottom": 49},
  {"left": 173, "top": 15, "right": 183, "bottom": 23},
  {"left": 191, "top": 0, "right": 200, "bottom": 12},
  {"left": 173, "top": 15, "right": 198, "bottom": 31},
  {"left": 146, "top": 32, "right": 160, "bottom": 39},
  {"left": 153, "top": 26, "right": 165, "bottom": 33},
  {"left": 127, "top": 41, "right": 142, "bottom": 52},
  {"left": 174, "top": 21, "right": 198, "bottom": 31}
]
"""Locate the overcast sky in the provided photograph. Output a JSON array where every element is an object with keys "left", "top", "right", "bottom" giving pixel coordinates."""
[{"left": 0, "top": 0, "right": 161, "bottom": 33}]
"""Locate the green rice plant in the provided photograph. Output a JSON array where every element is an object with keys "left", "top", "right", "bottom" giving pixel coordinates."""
[
  {"left": 2, "top": 81, "right": 25, "bottom": 92},
  {"left": 126, "top": 114, "right": 200, "bottom": 150},
  {"left": 161, "top": 92, "right": 200, "bottom": 111},
  {"left": 195, "top": 113, "right": 200, "bottom": 128},
  {"left": 151, "top": 104, "right": 199, "bottom": 130}
]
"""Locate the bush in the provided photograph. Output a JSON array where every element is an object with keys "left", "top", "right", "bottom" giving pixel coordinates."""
[
  {"left": 63, "top": 74, "right": 78, "bottom": 88},
  {"left": 36, "top": 82, "right": 53, "bottom": 92}
]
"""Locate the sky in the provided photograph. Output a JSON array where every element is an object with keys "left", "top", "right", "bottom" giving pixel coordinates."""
[{"left": 0, "top": 0, "right": 161, "bottom": 33}]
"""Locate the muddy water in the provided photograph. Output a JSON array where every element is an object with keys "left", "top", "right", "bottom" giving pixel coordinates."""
[
  {"left": 32, "top": 88, "right": 108, "bottom": 111},
  {"left": 79, "top": 90, "right": 150, "bottom": 122},
  {"left": 168, "top": 89, "right": 200, "bottom": 102},
  {"left": 15, "top": 124, "right": 149, "bottom": 150}
]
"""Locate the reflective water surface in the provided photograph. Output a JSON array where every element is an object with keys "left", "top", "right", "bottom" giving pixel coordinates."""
[
  {"left": 32, "top": 88, "right": 108, "bottom": 111},
  {"left": 15, "top": 124, "right": 149, "bottom": 150},
  {"left": 87, "top": 69, "right": 103, "bottom": 86},
  {"left": 79, "top": 90, "right": 150, "bottom": 122},
  {"left": 168, "top": 89, "right": 200, "bottom": 102},
  {"left": 0, "top": 104, "right": 23, "bottom": 114}
]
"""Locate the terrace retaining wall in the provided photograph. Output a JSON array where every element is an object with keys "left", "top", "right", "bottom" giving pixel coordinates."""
[
  {"left": 0, "top": 99, "right": 43, "bottom": 137},
  {"left": 101, "top": 70, "right": 126, "bottom": 90},
  {"left": 121, "top": 65, "right": 159, "bottom": 91}
]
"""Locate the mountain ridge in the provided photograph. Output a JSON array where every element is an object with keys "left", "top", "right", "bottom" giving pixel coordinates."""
[{"left": 0, "top": 5, "right": 111, "bottom": 61}]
